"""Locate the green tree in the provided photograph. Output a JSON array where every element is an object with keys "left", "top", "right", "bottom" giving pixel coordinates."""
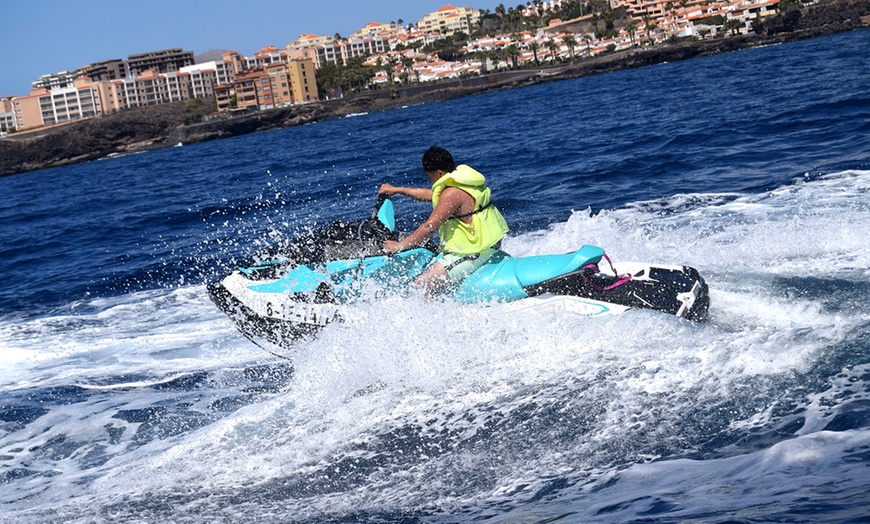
[
  {"left": 625, "top": 19, "right": 638, "bottom": 47},
  {"left": 643, "top": 14, "right": 658, "bottom": 45},
  {"left": 386, "top": 55, "right": 399, "bottom": 84},
  {"left": 316, "top": 57, "right": 376, "bottom": 96},
  {"left": 723, "top": 18, "right": 744, "bottom": 35},
  {"left": 505, "top": 44, "right": 521, "bottom": 69},
  {"left": 545, "top": 39, "right": 559, "bottom": 61},
  {"left": 528, "top": 41, "right": 541, "bottom": 65},
  {"left": 562, "top": 34, "right": 578, "bottom": 59},
  {"left": 401, "top": 56, "right": 415, "bottom": 84}
]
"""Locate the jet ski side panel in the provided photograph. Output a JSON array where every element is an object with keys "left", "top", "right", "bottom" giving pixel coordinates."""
[{"left": 524, "top": 262, "right": 709, "bottom": 321}]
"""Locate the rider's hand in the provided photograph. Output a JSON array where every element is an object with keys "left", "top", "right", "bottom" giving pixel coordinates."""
[
  {"left": 383, "top": 240, "right": 402, "bottom": 255},
  {"left": 378, "top": 183, "right": 398, "bottom": 197}
]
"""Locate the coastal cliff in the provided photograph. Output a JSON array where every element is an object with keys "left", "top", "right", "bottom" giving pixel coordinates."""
[{"left": 2, "top": 0, "right": 868, "bottom": 177}]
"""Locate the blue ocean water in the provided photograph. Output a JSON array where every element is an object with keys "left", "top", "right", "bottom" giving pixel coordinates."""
[{"left": 1, "top": 29, "right": 869, "bottom": 522}]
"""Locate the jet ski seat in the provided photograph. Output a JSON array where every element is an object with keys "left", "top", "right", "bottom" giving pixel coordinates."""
[
  {"left": 511, "top": 245, "right": 605, "bottom": 287},
  {"left": 454, "top": 245, "right": 605, "bottom": 303}
]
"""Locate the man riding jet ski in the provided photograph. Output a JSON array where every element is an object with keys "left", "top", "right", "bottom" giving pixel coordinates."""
[
  {"left": 208, "top": 148, "right": 709, "bottom": 349},
  {"left": 377, "top": 146, "right": 510, "bottom": 296}
]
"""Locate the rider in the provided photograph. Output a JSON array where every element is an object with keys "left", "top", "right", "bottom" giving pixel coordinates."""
[{"left": 378, "top": 146, "right": 509, "bottom": 294}]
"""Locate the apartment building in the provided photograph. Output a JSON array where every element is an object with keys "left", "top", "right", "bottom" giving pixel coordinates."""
[
  {"left": 231, "top": 70, "right": 266, "bottom": 110},
  {"left": 229, "top": 64, "right": 296, "bottom": 111},
  {"left": 105, "top": 78, "right": 142, "bottom": 110},
  {"left": 11, "top": 77, "right": 104, "bottom": 131},
  {"left": 247, "top": 45, "right": 285, "bottom": 69},
  {"left": 74, "top": 59, "right": 126, "bottom": 82},
  {"left": 285, "top": 58, "right": 317, "bottom": 104},
  {"left": 1, "top": 97, "right": 16, "bottom": 131},
  {"left": 222, "top": 51, "right": 245, "bottom": 77},
  {"left": 31, "top": 71, "right": 77, "bottom": 91},
  {"left": 126, "top": 48, "right": 195, "bottom": 77},
  {"left": 726, "top": 0, "right": 781, "bottom": 32},
  {"left": 181, "top": 61, "right": 235, "bottom": 98},
  {"left": 214, "top": 85, "right": 233, "bottom": 112},
  {"left": 286, "top": 33, "right": 336, "bottom": 51},
  {"left": 349, "top": 21, "right": 399, "bottom": 40},
  {"left": 101, "top": 70, "right": 176, "bottom": 111},
  {"left": 216, "top": 58, "right": 317, "bottom": 111},
  {"left": 416, "top": 5, "right": 481, "bottom": 36},
  {"left": 304, "top": 37, "right": 391, "bottom": 68},
  {"left": 13, "top": 44, "right": 316, "bottom": 129}
]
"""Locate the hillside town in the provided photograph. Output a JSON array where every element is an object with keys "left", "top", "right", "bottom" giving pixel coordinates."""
[{"left": 1, "top": 0, "right": 799, "bottom": 135}]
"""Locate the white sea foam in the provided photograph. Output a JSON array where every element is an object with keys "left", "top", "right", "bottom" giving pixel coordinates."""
[
  {"left": 0, "top": 286, "right": 260, "bottom": 389},
  {"left": 2, "top": 171, "right": 868, "bottom": 521}
]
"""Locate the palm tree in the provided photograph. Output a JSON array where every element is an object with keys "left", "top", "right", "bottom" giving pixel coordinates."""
[
  {"left": 505, "top": 44, "right": 521, "bottom": 69},
  {"left": 562, "top": 34, "right": 578, "bottom": 59},
  {"left": 582, "top": 33, "right": 593, "bottom": 56},
  {"left": 625, "top": 19, "right": 638, "bottom": 47},
  {"left": 401, "top": 56, "right": 415, "bottom": 85},
  {"left": 387, "top": 55, "right": 399, "bottom": 84},
  {"left": 642, "top": 14, "right": 655, "bottom": 45},
  {"left": 724, "top": 18, "right": 743, "bottom": 36},
  {"left": 545, "top": 39, "right": 559, "bottom": 62},
  {"left": 528, "top": 41, "right": 541, "bottom": 65}
]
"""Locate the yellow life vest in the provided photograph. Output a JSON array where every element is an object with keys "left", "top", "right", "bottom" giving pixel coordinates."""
[{"left": 431, "top": 164, "right": 509, "bottom": 254}]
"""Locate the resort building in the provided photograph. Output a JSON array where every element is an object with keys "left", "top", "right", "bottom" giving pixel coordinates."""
[
  {"left": 284, "top": 58, "right": 318, "bottom": 104},
  {"left": 221, "top": 51, "right": 246, "bottom": 77},
  {"left": 11, "top": 76, "right": 104, "bottom": 131},
  {"left": 180, "top": 61, "right": 235, "bottom": 99},
  {"left": 214, "top": 58, "right": 317, "bottom": 112},
  {"left": 99, "top": 60, "right": 238, "bottom": 112},
  {"left": 416, "top": 5, "right": 481, "bottom": 36},
  {"left": 74, "top": 59, "right": 127, "bottom": 83},
  {"left": 726, "top": 0, "right": 781, "bottom": 32},
  {"left": 31, "top": 71, "right": 77, "bottom": 91},
  {"left": 286, "top": 33, "right": 336, "bottom": 52},
  {"left": 349, "top": 21, "right": 399, "bottom": 40},
  {"left": 125, "top": 48, "right": 195, "bottom": 77},
  {"left": 245, "top": 45, "right": 285, "bottom": 69},
  {"left": 293, "top": 36, "right": 391, "bottom": 68},
  {"left": 1, "top": 97, "right": 17, "bottom": 132}
]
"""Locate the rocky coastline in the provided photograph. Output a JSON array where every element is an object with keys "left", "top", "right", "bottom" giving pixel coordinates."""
[{"left": 2, "top": 0, "right": 868, "bottom": 177}]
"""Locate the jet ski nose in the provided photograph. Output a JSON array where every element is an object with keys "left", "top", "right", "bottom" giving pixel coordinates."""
[{"left": 207, "top": 280, "right": 230, "bottom": 309}]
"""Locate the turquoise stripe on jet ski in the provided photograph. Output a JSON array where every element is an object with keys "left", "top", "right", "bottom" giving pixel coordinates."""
[
  {"left": 454, "top": 245, "right": 605, "bottom": 303},
  {"left": 246, "top": 249, "right": 435, "bottom": 297},
  {"left": 330, "top": 249, "right": 433, "bottom": 301}
]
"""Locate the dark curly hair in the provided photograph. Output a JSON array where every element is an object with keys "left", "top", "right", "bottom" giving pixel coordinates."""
[{"left": 421, "top": 146, "right": 456, "bottom": 173}]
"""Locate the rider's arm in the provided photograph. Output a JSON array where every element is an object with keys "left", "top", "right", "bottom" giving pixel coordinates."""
[
  {"left": 385, "top": 188, "right": 466, "bottom": 254},
  {"left": 378, "top": 183, "right": 433, "bottom": 202}
]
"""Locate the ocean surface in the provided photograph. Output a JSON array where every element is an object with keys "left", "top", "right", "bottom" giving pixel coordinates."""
[{"left": 2, "top": 29, "right": 870, "bottom": 523}]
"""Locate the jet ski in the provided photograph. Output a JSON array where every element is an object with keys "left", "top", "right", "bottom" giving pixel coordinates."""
[{"left": 208, "top": 197, "right": 709, "bottom": 348}]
